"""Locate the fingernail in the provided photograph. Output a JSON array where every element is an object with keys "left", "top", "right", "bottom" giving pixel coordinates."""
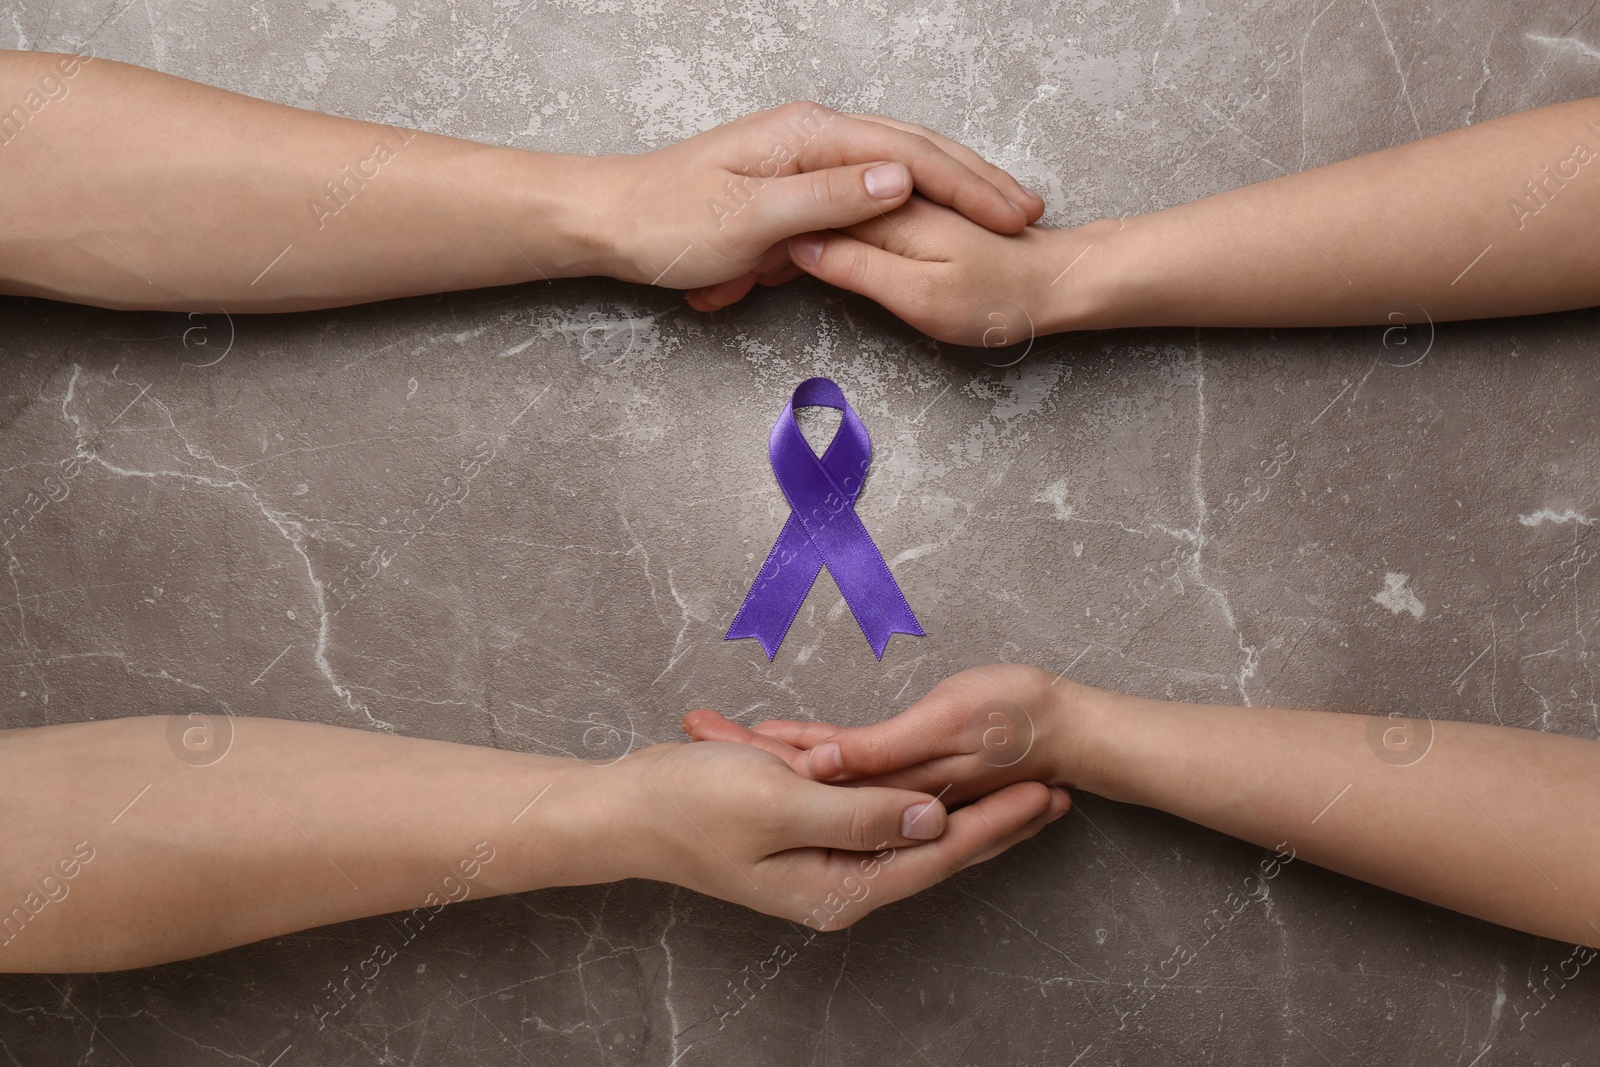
[
  {"left": 790, "top": 234, "right": 823, "bottom": 267},
  {"left": 902, "top": 802, "right": 940, "bottom": 841},
  {"left": 809, "top": 741, "right": 842, "bottom": 779},
  {"left": 864, "top": 162, "right": 907, "bottom": 200}
]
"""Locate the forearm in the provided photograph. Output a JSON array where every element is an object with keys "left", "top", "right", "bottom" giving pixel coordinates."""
[
  {"left": 1073, "top": 692, "right": 1600, "bottom": 946},
  {"left": 0, "top": 715, "right": 620, "bottom": 971},
  {"left": 1, "top": 713, "right": 1040, "bottom": 971},
  {"left": 1062, "top": 96, "right": 1600, "bottom": 330},
  {"left": 0, "top": 51, "right": 615, "bottom": 311}
]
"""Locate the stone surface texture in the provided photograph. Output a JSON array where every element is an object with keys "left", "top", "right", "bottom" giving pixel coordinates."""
[{"left": 3, "top": 1, "right": 1600, "bottom": 1064}]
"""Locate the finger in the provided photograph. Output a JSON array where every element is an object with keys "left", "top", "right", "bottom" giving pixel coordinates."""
[
  {"left": 833, "top": 196, "right": 958, "bottom": 261},
  {"left": 681, "top": 709, "right": 808, "bottom": 769},
  {"left": 845, "top": 782, "right": 1056, "bottom": 912},
  {"left": 687, "top": 247, "right": 796, "bottom": 307},
  {"left": 685, "top": 273, "right": 757, "bottom": 312},
  {"left": 743, "top": 160, "right": 914, "bottom": 249},
  {"left": 846, "top": 114, "right": 1031, "bottom": 200},
  {"left": 841, "top": 757, "right": 994, "bottom": 804},
  {"left": 962, "top": 786, "right": 1072, "bottom": 868},
  {"left": 682, "top": 708, "right": 751, "bottom": 742},
  {"left": 797, "top": 780, "right": 949, "bottom": 851},
  {"left": 844, "top": 112, "right": 1046, "bottom": 222},
  {"left": 756, "top": 262, "right": 805, "bottom": 288},
  {"left": 798, "top": 114, "right": 1030, "bottom": 234},
  {"left": 752, "top": 242, "right": 794, "bottom": 276},
  {"left": 787, "top": 231, "right": 943, "bottom": 322},
  {"left": 752, "top": 720, "right": 985, "bottom": 800},
  {"left": 788, "top": 682, "right": 971, "bottom": 783},
  {"left": 752, "top": 720, "right": 842, "bottom": 750}
]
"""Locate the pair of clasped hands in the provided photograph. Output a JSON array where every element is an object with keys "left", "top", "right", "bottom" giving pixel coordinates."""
[
  {"left": 660, "top": 665, "right": 1082, "bottom": 933},
  {"left": 661, "top": 106, "right": 1069, "bottom": 343},
  {"left": 591, "top": 110, "right": 1077, "bottom": 928}
]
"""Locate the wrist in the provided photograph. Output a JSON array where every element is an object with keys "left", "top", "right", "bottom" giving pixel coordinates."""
[
  {"left": 564, "top": 747, "right": 690, "bottom": 886},
  {"left": 493, "top": 149, "right": 631, "bottom": 280},
  {"left": 495, "top": 757, "right": 641, "bottom": 890},
  {"left": 1035, "top": 217, "right": 1135, "bottom": 335},
  {"left": 1034, "top": 667, "right": 1131, "bottom": 795}
]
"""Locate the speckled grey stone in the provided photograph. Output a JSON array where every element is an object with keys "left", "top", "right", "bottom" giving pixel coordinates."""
[{"left": 3, "top": 1, "right": 1599, "bottom": 1064}]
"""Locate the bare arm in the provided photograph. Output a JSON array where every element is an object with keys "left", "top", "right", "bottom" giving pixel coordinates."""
[
  {"left": 686, "top": 664, "right": 1600, "bottom": 948},
  {"left": 1076, "top": 689, "right": 1600, "bottom": 948},
  {"left": 758, "top": 96, "right": 1600, "bottom": 339},
  {"left": 0, "top": 713, "right": 1063, "bottom": 972},
  {"left": 0, "top": 50, "right": 1042, "bottom": 312}
]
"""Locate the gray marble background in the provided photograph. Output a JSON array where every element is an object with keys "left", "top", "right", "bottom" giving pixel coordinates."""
[{"left": 3, "top": 0, "right": 1599, "bottom": 1063}]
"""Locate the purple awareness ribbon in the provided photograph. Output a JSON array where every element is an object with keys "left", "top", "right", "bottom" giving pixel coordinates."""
[{"left": 726, "top": 377, "right": 925, "bottom": 660}]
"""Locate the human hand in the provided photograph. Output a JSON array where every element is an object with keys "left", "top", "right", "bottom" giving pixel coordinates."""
[
  {"left": 681, "top": 664, "right": 1111, "bottom": 807},
  {"left": 782, "top": 196, "right": 1113, "bottom": 344},
  {"left": 593, "top": 102, "right": 1045, "bottom": 307},
  {"left": 603, "top": 737, "right": 1066, "bottom": 930}
]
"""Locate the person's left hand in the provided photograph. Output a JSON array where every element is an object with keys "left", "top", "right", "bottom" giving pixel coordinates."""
[{"left": 591, "top": 102, "right": 1045, "bottom": 307}]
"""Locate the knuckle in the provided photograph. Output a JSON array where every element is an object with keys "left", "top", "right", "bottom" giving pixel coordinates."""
[
  {"left": 781, "top": 99, "right": 830, "bottom": 124},
  {"left": 754, "top": 782, "right": 790, "bottom": 823},
  {"left": 811, "top": 168, "right": 848, "bottom": 211},
  {"left": 845, "top": 801, "right": 878, "bottom": 852},
  {"left": 857, "top": 731, "right": 896, "bottom": 773},
  {"left": 833, "top": 242, "right": 869, "bottom": 284},
  {"left": 741, "top": 783, "right": 790, "bottom": 839},
  {"left": 940, "top": 849, "right": 970, "bottom": 882}
]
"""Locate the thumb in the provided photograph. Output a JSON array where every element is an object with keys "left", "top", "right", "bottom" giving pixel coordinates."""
[
  {"left": 746, "top": 161, "right": 911, "bottom": 246},
  {"left": 798, "top": 780, "right": 950, "bottom": 851},
  {"left": 849, "top": 782, "right": 1065, "bottom": 918}
]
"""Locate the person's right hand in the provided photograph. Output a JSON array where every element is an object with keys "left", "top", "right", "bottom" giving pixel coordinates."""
[
  {"left": 780, "top": 196, "right": 1113, "bottom": 345},
  {"left": 681, "top": 663, "right": 1111, "bottom": 807},
  {"left": 596, "top": 102, "right": 1046, "bottom": 308}
]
